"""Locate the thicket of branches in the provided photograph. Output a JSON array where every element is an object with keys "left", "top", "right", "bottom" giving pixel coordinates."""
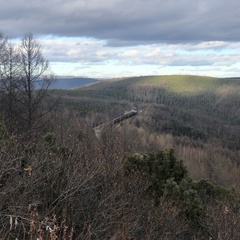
[
  {"left": 0, "top": 122, "right": 240, "bottom": 239},
  {"left": 0, "top": 32, "right": 54, "bottom": 137}
]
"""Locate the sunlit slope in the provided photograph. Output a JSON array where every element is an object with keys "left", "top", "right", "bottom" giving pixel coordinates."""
[
  {"left": 80, "top": 75, "right": 240, "bottom": 95},
  {"left": 70, "top": 75, "right": 240, "bottom": 125}
]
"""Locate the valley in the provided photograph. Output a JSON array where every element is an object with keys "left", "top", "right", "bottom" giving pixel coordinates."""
[{"left": 53, "top": 75, "right": 240, "bottom": 190}]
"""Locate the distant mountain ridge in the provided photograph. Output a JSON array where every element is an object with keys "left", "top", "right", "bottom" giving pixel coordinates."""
[{"left": 50, "top": 77, "right": 99, "bottom": 89}]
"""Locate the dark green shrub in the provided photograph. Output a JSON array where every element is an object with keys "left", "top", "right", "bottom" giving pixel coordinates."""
[{"left": 126, "top": 149, "right": 203, "bottom": 220}]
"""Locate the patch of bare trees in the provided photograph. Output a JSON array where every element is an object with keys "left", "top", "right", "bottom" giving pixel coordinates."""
[{"left": 0, "top": 32, "right": 54, "bottom": 137}]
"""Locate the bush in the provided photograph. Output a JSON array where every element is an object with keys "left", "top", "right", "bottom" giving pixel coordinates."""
[{"left": 126, "top": 149, "right": 237, "bottom": 223}]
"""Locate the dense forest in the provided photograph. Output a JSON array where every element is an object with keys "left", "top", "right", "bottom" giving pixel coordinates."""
[
  {"left": 53, "top": 75, "right": 240, "bottom": 189},
  {"left": 1, "top": 33, "right": 240, "bottom": 239}
]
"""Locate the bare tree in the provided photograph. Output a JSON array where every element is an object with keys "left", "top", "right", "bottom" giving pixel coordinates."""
[
  {"left": 0, "top": 33, "right": 55, "bottom": 136},
  {"left": 0, "top": 42, "right": 23, "bottom": 132},
  {"left": 0, "top": 32, "right": 8, "bottom": 63},
  {"left": 17, "top": 33, "right": 54, "bottom": 135},
  {"left": 0, "top": 32, "right": 8, "bottom": 102}
]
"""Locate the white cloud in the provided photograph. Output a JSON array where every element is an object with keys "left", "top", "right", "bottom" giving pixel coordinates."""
[
  {"left": 2, "top": 0, "right": 240, "bottom": 78},
  {"left": 36, "top": 37, "right": 240, "bottom": 78}
]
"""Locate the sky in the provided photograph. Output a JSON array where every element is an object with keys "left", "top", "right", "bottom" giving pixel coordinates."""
[{"left": 1, "top": 0, "right": 240, "bottom": 78}]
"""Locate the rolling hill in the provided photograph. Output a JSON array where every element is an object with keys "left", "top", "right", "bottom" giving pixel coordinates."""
[
  {"left": 79, "top": 74, "right": 240, "bottom": 94},
  {"left": 72, "top": 75, "right": 240, "bottom": 124},
  {"left": 53, "top": 75, "right": 240, "bottom": 190}
]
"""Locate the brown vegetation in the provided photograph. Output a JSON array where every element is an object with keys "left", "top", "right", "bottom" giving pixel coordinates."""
[
  {"left": 1, "top": 32, "right": 240, "bottom": 239},
  {"left": 0, "top": 121, "right": 240, "bottom": 239}
]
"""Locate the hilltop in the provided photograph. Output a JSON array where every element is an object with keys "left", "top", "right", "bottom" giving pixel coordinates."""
[
  {"left": 79, "top": 74, "right": 240, "bottom": 94},
  {"left": 67, "top": 75, "right": 240, "bottom": 125}
]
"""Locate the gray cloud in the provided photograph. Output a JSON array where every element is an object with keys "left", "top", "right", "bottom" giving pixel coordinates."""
[{"left": 1, "top": 0, "right": 240, "bottom": 45}]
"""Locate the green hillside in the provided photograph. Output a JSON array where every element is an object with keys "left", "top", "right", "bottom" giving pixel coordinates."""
[
  {"left": 52, "top": 74, "right": 240, "bottom": 169},
  {"left": 79, "top": 75, "right": 240, "bottom": 94},
  {"left": 62, "top": 75, "right": 240, "bottom": 127},
  {"left": 54, "top": 74, "right": 240, "bottom": 175}
]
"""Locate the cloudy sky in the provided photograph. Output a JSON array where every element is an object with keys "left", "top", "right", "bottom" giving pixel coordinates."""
[{"left": 1, "top": 0, "right": 240, "bottom": 78}]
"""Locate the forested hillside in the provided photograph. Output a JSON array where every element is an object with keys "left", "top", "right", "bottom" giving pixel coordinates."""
[
  {"left": 2, "top": 68, "right": 240, "bottom": 239},
  {"left": 54, "top": 75, "right": 240, "bottom": 189}
]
